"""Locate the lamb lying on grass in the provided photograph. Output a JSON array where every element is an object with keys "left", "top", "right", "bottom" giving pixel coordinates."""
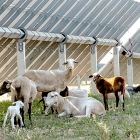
[
  {"left": 3, "top": 101, "right": 24, "bottom": 129},
  {"left": 43, "top": 92, "right": 106, "bottom": 117},
  {"left": 69, "top": 88, "right": 88, "bottom": 98}
]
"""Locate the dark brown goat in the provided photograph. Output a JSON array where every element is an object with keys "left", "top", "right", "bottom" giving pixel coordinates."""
[
  {"left": 0, "top": 80, "right": 12, "bottom": 96},
  {"left": 89, "top": 73, "right": 125, "bottom": 111}
]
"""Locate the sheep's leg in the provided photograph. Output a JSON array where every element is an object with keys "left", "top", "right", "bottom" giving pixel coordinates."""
[
  {"left": 45, "top": 106, "right": 51, "bottom": 116},
  {"left": 58, "top": 111, "right": 67, "bottom": 117},
  {"left": 17, "top": 114, "right": 24, "bottom": 127},
  {"left": 11, "top": 115, "right": 15, "bottom": 129},
  {"left": 28, "top": 103, "right": 32, "bottom": 123},
  {"left": 115, "top": 92, "right": 119, "bottom": 109},
  {"left": 43, "top": 99, "right": 46, "bottom": 111},
  {"left": 3, "top": 113, "right": 8, "bottom": 128},
  {"left": 20, "top": 108, "right": 25, "bottom": 127},
  {"left": 51, "top": 107, "right": 54, "bottom": 114},
  {"left": 122, "top": 94, "right": 125, "bottom": 111},
  {"left": 103, "top": 93, "right": 108, "bottom": 110}
]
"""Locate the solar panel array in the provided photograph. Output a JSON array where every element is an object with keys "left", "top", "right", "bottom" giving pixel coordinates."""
[{"left": 0, "top": 0, "right": 140, "bottom": 86}]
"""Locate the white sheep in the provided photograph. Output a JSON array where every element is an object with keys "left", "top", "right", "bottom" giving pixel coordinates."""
[
  {"left": 69, "top": 88, "right": 88, "bottom": 98},
  {"left": 23, "top": 59, "right": 78, "bottom": 93},
  {"left": 11, "top": 76, "right": 37, "bottom": 125},
  {"left": 43, "top": 91, "right": 106, "bottom": 117},
  {"left": 3, "top": 101, "right": 24, "bottom": 129}
]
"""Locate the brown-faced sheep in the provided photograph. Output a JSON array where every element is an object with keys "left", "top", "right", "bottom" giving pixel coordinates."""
[
  {"left": 89, "top": 73, "right": 125, "bottom": 111},
  {"left": 0, "top": 80, "right": 12, "bottom": 96}
]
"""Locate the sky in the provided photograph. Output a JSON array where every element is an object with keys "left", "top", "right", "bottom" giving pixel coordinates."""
[{"left": 99, "top": 17, "right": 140, "bottom": 64}]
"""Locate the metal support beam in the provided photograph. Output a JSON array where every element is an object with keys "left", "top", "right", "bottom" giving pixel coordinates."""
[
  {"left": 59, "top": 33, "right": 67, "bottom": 71},
  {"left": 113, "top": 46, "right": 120, "bottom": 76},
  {"left": 91, "top": 37, "right": 98, "bottom": 95},
  {"left": 17, "top": 27, "right": 27, "bottom": 76},
  {"left": 77, "top": 75, "right": 81, "bottom": 89},
  {"left": 127, "top": 57, "right": 133, "bottom": 86}
]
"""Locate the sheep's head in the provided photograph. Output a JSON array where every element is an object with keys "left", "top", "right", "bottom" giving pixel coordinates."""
[
  {"left": 0, "top": 80, "right": 12, "bottom": 95},
  {"left": 43, "top": 91, "right": 59, "bottom": 107},
  {"left": 63, "top": 59, "right": 78, "bottom": 70},
  {"left": 89, "top": 73, "right": 102, "bottom": 84},
  {"left": 12, "top": 101, "right": 24, "bottom": 109}
]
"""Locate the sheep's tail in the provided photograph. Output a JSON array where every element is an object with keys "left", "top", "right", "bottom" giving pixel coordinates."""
[{"left": 120, "top": 81, "right": 125, "bottom": 103}]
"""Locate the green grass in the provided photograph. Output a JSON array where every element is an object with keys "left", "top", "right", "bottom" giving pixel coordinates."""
[{"left": 0, "top": 93, "right": 140, "bottom": 140}]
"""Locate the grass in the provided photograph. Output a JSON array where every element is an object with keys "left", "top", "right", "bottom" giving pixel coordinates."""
[{"left": 0, "top": 93, "right": 140, "bottom": 140}]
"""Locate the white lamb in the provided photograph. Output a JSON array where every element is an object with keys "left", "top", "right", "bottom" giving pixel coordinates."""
[
  {"left": 11, "top": 76, "right": 37, "bottom": 124},
  {"left": 3, "top": 101, "right": 24, "bottom": 129},
  {"left": 43, "top": 91, "right": 106, "bottom": 117},
  {"left": 69, "top": 88, "right": 88, "bottom": 98},
  {"left": 23, "top": 59, "right": 78, "bottom": 93}
]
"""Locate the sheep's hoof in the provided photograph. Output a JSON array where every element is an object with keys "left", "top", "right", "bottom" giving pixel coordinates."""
[
  {"left": 45, "top": 114, "right": 48, "bottom": 116},
  {"left": 123, "top": 108, "right": 125, "bottom": 111}
]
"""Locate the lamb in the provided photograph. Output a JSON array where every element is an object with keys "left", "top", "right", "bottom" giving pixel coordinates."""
[
  {"left": 0, "top": 80, "right": 12, "bottom": 96},
  {"left": 11, "top": 76, "right": 37, "bottom": 125},
  {"left": 23, "top": 59, "right": 78, "bottom": 93},
  {"left": 3, "top": 101, "right": 24, "bottom": 129},
  {"left": 89, "top": 73, "right": 125, "bottom": 111},
  {"left": 69, "top": 88, "right": 88, "bottom": 98},
  {"left": 39, "top": 86, "right": 69, "bottom": 114},
  {"left": 43, "top": 91, "right": 106, "bottom": 117}
]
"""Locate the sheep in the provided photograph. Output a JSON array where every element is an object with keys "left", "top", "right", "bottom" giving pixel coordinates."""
[
  {"left": 125, "top": 86, "right": 135, "bottom": 95},
  {"left": 11, "top": 76, "right": 37, "bottom": 126},
  {"left": 23, "top": 59, "right": 78, "bottom": 93},
  {"left": 43, "top": 91, "right": 106, "bottom": 117},
  {"left": 3, "top": 101, "right": 24, "bottom": 129},
  {"left": 39, "top": 86, "right": 69, "bottom": 115},
  {"left": 89, "top": 73, "right": 125, "bottom": 111},
  {"left": 0, "top": 80, "right": 12, "bottom": 96},
  {"left": 68, "top": 88, "right": 88, "bottom": 98}
]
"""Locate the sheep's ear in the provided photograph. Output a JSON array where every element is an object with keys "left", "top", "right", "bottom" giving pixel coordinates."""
[
  {"left": 63, "top": 62, "right": 68, "bottom": 65},
  {"left": 54, "top": 92, "right": 58, "bottom": 96},
  {"left": 89, "top": 75, "right": 93, "bottom": 78},
  {"left": 12, "top": 102, "right": 16, "bottom": 106},
  {"left": 74, "top": 61, "right": 78, "bottom": 63},
  {"left": 97, "top": 74, "right": 101, "bottom": 77}
]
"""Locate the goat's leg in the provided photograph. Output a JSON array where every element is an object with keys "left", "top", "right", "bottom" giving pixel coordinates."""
[
  {"left": 115, "top": 92, "right": 119, "bottom": 109},
  {"left": 3, "top": 113, "right": 8, "bottom": 128}
]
